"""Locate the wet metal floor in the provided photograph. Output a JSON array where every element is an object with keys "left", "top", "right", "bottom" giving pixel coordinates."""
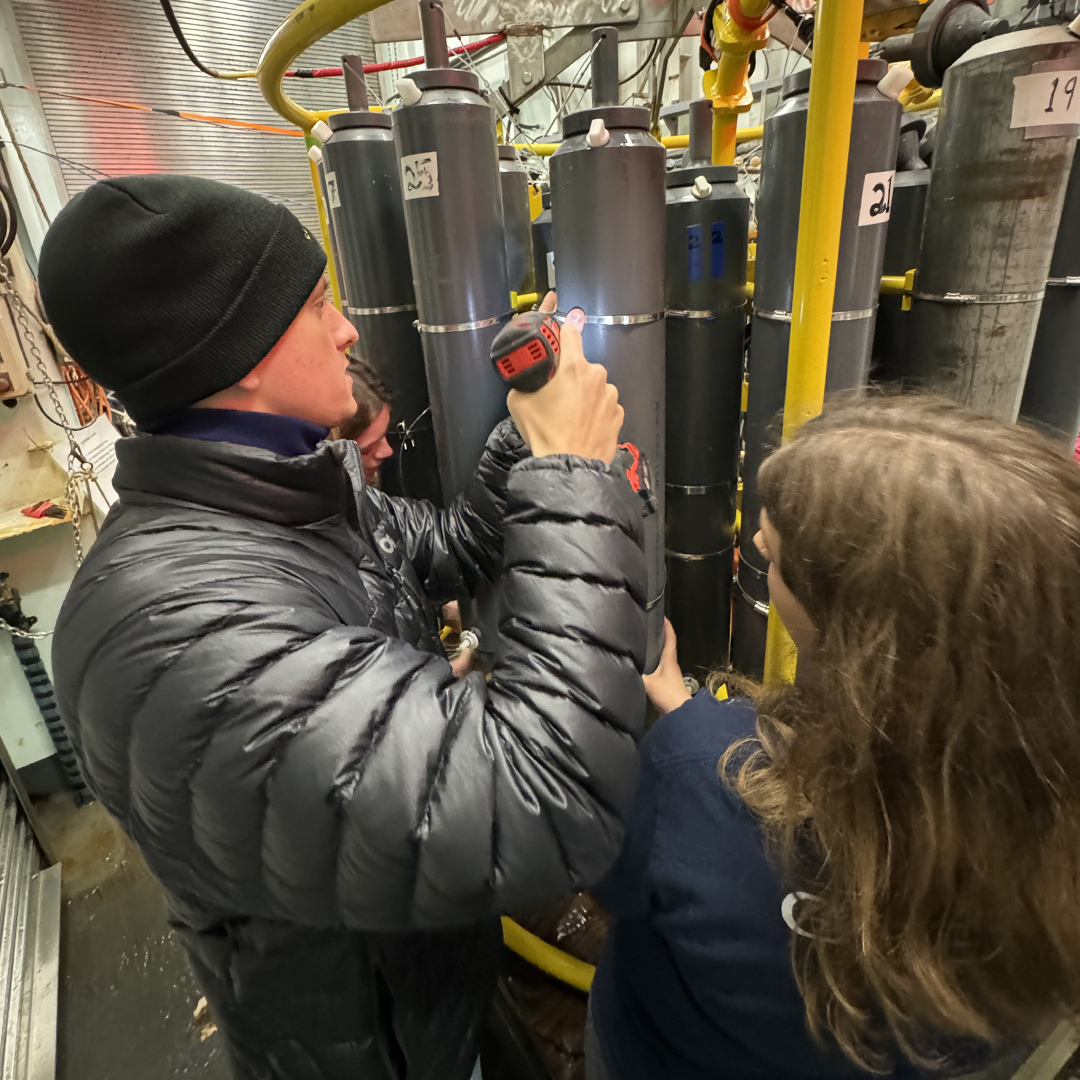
[{"left": 34, "top": 794, "right": 231, "bottom": 1080}]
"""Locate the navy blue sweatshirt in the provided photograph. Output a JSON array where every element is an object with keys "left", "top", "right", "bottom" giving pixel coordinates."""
[
  {"left": 591, "top": 692, "right": 925, "bottom": 1080},
  {"left": 143, "top": 408, "right": 329, "bottom": 457}
]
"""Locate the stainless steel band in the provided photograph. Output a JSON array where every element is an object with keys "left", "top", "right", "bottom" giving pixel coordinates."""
[
  {"left": 754, "top": 306, "right": 877, "bottom": 323},
  {"left": 665, "top": 306, "right": 741, "bottom": 320},
  {"left": 556, "top": 310, "right": 666, "bottom": 326},
  {"left": 1047, "top": 276, "right": 1080, "bottom": 287},
  {"left": 666, "top": 542, "right": 736, "bottom": 563},
  {"left": 348, "top": 303, "right": 417, "bottom": 316},
  {"left": 644, "top": 588, "right": 666, "bottom": 612},
  {"left": 666, "top": 481, "right": 732, "bottom": 495},
  {"left": 733, "top": 572, "right": 770, "bottom": 616},
  {"left": 913, "top": 289, "right": 1044, "bottom": 305},
  {"left": 415, "top": 312, "right": 512, "bottom": 333}
]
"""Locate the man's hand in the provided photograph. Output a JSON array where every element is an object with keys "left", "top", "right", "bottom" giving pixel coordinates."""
[
  {"left": 642, "top": 619, "right": 692, "bottom": 715},
  {"left": 507, "top": 308, "right": 623, "bottom": 465}
]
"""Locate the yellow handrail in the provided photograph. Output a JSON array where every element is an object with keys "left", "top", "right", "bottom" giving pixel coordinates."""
[
  {"left": 514, "top": 127, "right": 764, "bottom": 158},
  {"left": 257, "top": 0, "right": 394, "bottom": 306},
  {"left": 762, "top": 0, "right": 864, "bottom": 687},
  {"left": 501, "top": 916, "right": 595, "bottom": 992},
  {"left": 744, "top": 272, "right": 917, "bottom": 301},
  {"left": 257, "top": 0, "right": 391, "bottom": 131}
]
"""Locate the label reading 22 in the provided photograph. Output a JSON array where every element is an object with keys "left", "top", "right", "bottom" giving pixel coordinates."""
[
  {"left": 1011, "top": 70, "right": 1080, "bottom": 130},
  {"left": 401, "top": 152, "right": 440, "bottom": 200},
  {"left": 859, "top": 170, "right": 895, "bottom": 226}
]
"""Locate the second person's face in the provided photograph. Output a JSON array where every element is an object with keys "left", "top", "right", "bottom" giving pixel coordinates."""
[{"left": 356, "top": 404, "right": 394, "bottom": 481}]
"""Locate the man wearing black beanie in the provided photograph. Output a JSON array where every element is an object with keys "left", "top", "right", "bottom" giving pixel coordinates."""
[{"left": 41, "top": 175, "right": 647, "bottom": 1080}]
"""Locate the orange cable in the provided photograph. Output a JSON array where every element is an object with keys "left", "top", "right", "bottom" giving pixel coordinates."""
[{"left": 8, "top": 83, "right": 303, "bottom": 137}]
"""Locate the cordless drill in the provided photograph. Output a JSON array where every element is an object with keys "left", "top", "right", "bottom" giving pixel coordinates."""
[{"left": 489, "top": 311, "right": 561, "bottom": 393}]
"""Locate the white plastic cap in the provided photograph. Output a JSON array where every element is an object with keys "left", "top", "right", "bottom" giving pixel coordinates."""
[
  {"left": 586, "top": 117, "right": 610, "bottom": 148},
  {"left": 311, "top": 119, "right": 333, "bottom": 143},
  {"left": 692, "top": 175, "right": 713, "bottom": 199},
  {"left": 396, "top": 77, "right": 423, "bottom": 106},
  {"left": 877, "top": 64, "right": 916, "bottom": 101},
  {"left": 307, "top": 145, "right": 324, "bottom": 164}
]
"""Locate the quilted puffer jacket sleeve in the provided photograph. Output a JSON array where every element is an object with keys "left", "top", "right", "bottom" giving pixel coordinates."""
[
  {"left": 57, "top": 453, "right": 647, "bottom": 932},
  {"left": 371, "top": 418, "right": 526, "bottom": 603}
]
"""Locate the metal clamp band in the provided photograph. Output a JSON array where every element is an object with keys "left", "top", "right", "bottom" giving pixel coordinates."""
[
  {"left": 556, "top": 311, "right": 665, "bottom": 326},
  {"left": 1048, "top": 276, "right": 1080, "bottom": 287},
  {"left": 416, "top": 312, "right": 511, "bottom": 333},
  {"left": 738, "top": 556, "right": 768, "bottom": 582},
  {"left": 830, "top": 307, "right": 878, "bottom": 322},
  {"left": 666, "top": 481, "right": 732, "bottom": 495},
  {"left": 348, "top": 303, "right": 417, "bottom": 316},
  {"left": 644, "top": 587, "right": 666, "bottom": 612},
  {"left": 733, "top": 572, "right": 770, "bottom": 616},
  {"left": 666, "top": 544, "right": 735, "bottom": 562},
  {"left": 753, "top": 306, "right": 876, "bottom": 323},
  {"left": 913, "top": 290, "right": 1044, "bottom": 305},
  {"left": 667, "top": 308, "right": 719, "bottom": 320}
]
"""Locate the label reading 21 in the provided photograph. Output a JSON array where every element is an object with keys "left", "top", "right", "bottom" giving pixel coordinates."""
[
  {"left": 859, "top": 170, "right": 895, "bottom": 227},
  {"left": 1011, "top": 70, "right": 1080, "bottom": 131}
]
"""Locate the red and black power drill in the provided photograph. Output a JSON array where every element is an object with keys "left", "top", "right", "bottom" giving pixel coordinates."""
[{"left": 489, "top": 311, "right": 561, "bottom": 393}]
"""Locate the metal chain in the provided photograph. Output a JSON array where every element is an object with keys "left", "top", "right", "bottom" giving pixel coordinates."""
[
  {"left": 0, "top": 618, "right": 52, "bottom": 640},
  {"left": 0, "top": 259, "right": 93, "bottom": 566}
]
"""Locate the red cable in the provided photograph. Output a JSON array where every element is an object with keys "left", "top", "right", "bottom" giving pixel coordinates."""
[{"left": 285, "top": 33, "right": 505, "bottom": 78}]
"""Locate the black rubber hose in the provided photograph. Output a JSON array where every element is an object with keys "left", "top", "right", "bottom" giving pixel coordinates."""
[
  {"left": 0, "top": 179, "right": 17, "bottom": 255},
  {"left": 158, "top": 0, "right": 221, "bottom": 79},
  {"left": 11, "top": 635, "right": 91, "bottom": 804}
]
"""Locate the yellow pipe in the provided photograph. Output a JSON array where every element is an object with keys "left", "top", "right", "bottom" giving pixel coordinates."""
[
  {"left": 305, "top": 137, "right": 343, "bottom": 308},
  {"left": 703, "top": 0, "right": 772, "bottom": 165},
  {"left": 501, "top": 917, "right": 595, "bottom": 993},
  {"left": 257, "top": 0, "right": 391, "bottom": 131},
  {"left": 762, "top": 0, "right": 864, "bottom": 687},
  {"left": 514, "top": 128, "right": 763, "bottom": 158},
  {"left": 745, "top": 276, "right": 915, "bottom": 299},
  {"left": 903, "top": 86, "right": 942, "bottom": 111},
  {"left": 513, "top": 291, "right": 540, "bottom": 311}
]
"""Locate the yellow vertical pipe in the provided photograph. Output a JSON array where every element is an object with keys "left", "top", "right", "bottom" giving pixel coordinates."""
[
  {"left": 761, "top": 0, "right": 863, "bottom": 686},
  {"left": 305, "top": 136, "right": 342, "bottom": 309},
  {"left": 705, "top": 0, "right": 772, "bottom": 165}
]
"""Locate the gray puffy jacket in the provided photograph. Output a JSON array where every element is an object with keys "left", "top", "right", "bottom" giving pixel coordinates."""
[{"left": 52, "top": 419, "right": 647, "bottom": 1080}]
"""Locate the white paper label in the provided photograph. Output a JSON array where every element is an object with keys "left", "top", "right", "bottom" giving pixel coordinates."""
[
  {"left": 859, "top": 170, "right": 895, "bottom": 226},
  {"left": 1011, "top": 70, "right": 1080, "bottom": 130},
  {"left": 51, "top": 414, "right": 120, "bottom": 517},
  {"left": 400, "top": 152, "right": 439, "bottom": 200},
  {"left": 324, "top": 170, "right": 341, "bottom": 209}
]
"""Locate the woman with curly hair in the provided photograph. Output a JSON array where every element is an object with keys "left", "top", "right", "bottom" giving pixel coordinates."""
[
  {"left": 589, "top": 396, "right": 1080, "bottom": 1080},
  {"left": 338, "top": 356, "right": 394, "bottom": 484}
]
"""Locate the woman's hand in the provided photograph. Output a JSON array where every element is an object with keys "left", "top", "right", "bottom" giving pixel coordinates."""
[{"left": 642, "top": 619, "right": 692, "bottom": 715}]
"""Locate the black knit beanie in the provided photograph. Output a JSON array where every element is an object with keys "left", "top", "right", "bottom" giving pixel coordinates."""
[{"left": 38, "top": 175, "right": 327, "bottom": 425}]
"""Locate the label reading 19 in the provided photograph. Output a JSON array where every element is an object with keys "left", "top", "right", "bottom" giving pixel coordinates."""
[
  {"left": 1011, "top": 70, "right": 1080, "bottom": 130},
  {"left": 401, "top": 151, "right": 439, "bottom": 200},
  {"left": 859, "top": 170, "right": 895, "bottom": 226}
]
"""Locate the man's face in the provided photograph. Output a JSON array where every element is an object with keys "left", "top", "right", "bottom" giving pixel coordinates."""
[{"left": 243, "top": 277, "right": 359, "bottom": 427}]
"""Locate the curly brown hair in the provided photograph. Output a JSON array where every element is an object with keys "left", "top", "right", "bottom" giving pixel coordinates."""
[{"left": 724, "top": 395, "right": 1080, "bottom": 1071}]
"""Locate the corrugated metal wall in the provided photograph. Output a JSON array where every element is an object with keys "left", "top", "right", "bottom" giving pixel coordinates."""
[
  {"left": 0, "top": 779, "right": 59, "bottom": 1080},
  {"left": 11, "top": 0, "right": 379, "bottom": 235}
]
